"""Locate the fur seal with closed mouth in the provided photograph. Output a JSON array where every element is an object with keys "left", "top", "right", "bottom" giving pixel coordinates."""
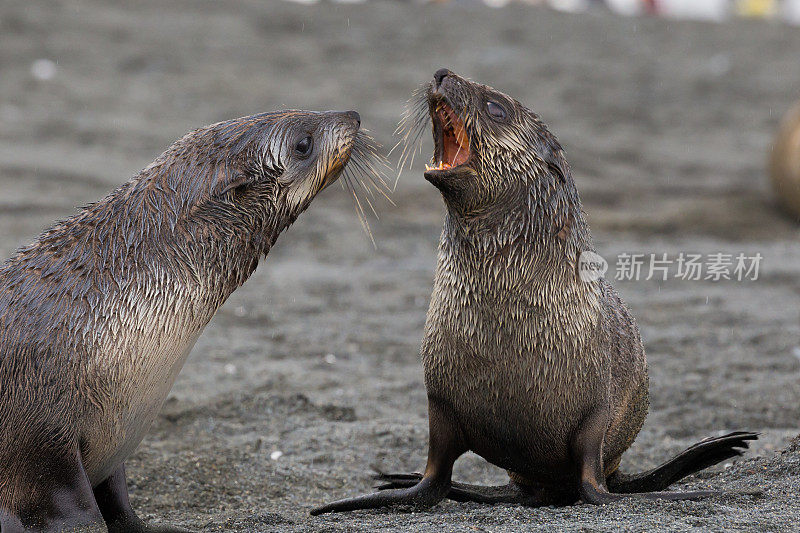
[
  {"left": 0, "top": 109, "right": 383, "bottom": 532},
  {"left": 770, "top": 99, "right": 800, "bottom": 220},
  {"left": 311, "top": 70, "right": 757, "bottom": 515}
]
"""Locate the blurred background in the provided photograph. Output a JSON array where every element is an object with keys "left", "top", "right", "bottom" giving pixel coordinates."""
[{"left": 1, "top": 0, "right": 799, "bottom": 531}]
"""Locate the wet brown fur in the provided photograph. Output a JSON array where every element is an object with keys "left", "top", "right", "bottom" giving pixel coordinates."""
[
  {"left": 419, "top": 73, "right": 648, "bottom": 490},
  {"left": 311, "top": 71, "right": 756, "bottom": 516},
  {"left": 0, "top": 110, "right": 374, "bottom": 532}
]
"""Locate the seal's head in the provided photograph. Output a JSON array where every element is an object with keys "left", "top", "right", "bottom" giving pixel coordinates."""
[
  {"left": 205, "top": 109, "right": 367, "bottom": 217},
  {"left": 143, "top": 109, "right": 385, "bottom": 255},
  {"left": 401, "top": 69, "right": 574, "bottom": 220}
]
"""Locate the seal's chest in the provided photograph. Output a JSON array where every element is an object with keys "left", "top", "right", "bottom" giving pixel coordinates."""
[
  {"left": 436, "top": 355, "right": 586, "bottom": 476},
  {"left": 424, "top": 318, "right": 598, "bottom": 475},
  {"left": 81, "top": 326, "right": 203, "bottom": 485}
]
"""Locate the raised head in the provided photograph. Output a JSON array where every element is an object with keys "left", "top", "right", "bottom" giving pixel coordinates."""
[
  {"left": 167, "top": 110, "right": 366, "bottom": 218},
  {"left": 134, "top": 109, "right": 385, "bottom": 256},
  {"left": 401, "top": 70, "right": 578, "bottom": 227}
]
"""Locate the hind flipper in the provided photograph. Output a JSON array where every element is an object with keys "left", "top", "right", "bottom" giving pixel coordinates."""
[
  {"left": 94, "top": 464, "right": 191, "bottom": 533},
  {"left": 574, "top": 408, "right": 723, "bottom": 505},
  {"left": 0, "top": 448, "right": 104, "bottom": 532},
  {"left": 607, "top": 431, "right": 758, "bottom": 493},
  {"left": 375, "top": 473, "right": 552, "bottom": 506}
]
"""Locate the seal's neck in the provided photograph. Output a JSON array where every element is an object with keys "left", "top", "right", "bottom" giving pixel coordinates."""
[
  {"left": 433, "top": 181, "right": 601, "bottom": 354},
  {"left": 83, "top": 162, "right": 288, "bottom": 325},
  {"left": 442, "top": 180, "right": 594, "bottom": 286}
]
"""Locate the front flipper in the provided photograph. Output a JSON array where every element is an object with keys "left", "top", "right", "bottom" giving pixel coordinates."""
[
  {"left": 0, "top": 447, "right": 104, "bottom": 532},
  {"left": 93, "top": 464, "right": 191, "bottom": 533},
  {"left": 311, "top": 399, "right": 466, "bottom": 515},
  {"left": 375, "top": 473, "right": 551, "bottom": 506},
  {"left": 310, "top": 475, "right": 453, "bottom": 515},
  {"left": 574, "top": 408, "right": 720, "bottom": 505}
]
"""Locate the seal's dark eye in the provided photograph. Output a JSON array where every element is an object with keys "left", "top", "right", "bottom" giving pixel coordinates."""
[
  {"left": 295, "top": 135, "right": 313, "bottom": 156},
  {"left": 487, "top": 101, "right": 507, "bottom": 121}
]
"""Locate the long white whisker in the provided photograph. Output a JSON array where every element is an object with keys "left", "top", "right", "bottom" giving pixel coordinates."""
[{"left": 337, "top": 129, "right": 392, "bottom": 245}]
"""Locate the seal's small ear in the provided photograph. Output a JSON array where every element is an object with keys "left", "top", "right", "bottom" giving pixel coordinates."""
[
  {"left": 214, "top": 162, "right": 282, "bottom": 199},
  {"left": 544, "top": 148, "right": 569, "bottom": 184},
  {"left": 217, "top": 174, "right": 254, "bottom": 196},
  {"left": 547, "top": 160, "right": 567, "bottom": 184}
]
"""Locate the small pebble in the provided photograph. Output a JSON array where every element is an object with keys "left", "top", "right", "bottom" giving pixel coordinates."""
[
  {"left": 30, "top": 59, "right": 57, "bottom": 81},
  {"left": 270, "top": 450, "right": 283, "bottom": 460}
]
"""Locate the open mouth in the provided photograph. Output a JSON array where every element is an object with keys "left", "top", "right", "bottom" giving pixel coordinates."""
[{"left": 426, "top": 99, "right": 471, "bottom": 172}]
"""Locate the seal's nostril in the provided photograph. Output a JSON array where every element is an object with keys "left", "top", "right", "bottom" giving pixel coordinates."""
[
  {"left": 433, "top": 68, "right": 451, "bottom": 88},
  {"left": 346, "top": 111, "right": 361, "bottom": 127}
]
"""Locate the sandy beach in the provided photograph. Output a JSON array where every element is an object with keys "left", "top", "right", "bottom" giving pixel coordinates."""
[{"left": 0, "top": 0, "right": 799, "bottom": 530}]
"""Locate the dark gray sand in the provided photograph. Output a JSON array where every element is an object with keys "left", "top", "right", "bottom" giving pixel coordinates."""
[{"left": 1, "top": 1, "right": 799, "bottom": 531}]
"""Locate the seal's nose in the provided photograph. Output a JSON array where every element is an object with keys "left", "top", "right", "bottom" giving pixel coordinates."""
[
  {"left": 434, "top": 68, "right": 452, "bottom": 88},
  {"left": 345, "top": 111, "right": 361, "bottom": 127}
]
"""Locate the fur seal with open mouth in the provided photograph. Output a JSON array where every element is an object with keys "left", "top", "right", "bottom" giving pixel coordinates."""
[
  {"left": 0, "top": 109, "right": 384, "bottom": 532},
  {"left": 311, "top": 70, "right": 757, "bottom": 515}
]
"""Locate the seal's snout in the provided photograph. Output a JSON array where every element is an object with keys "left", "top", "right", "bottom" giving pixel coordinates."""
[
  {"left": 345, "top": 110, "right": 361, "bottom": 128},
  {"left": 434, "top": 68, "right": 452, "bottom": 88}
]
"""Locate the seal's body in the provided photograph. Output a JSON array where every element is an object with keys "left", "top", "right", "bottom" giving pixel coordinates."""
[
  {"left": 770, "top": 99, "right": 800, "bottom": 219},
  {"left": 0, "top": 109, "right": 369, "bottom": 532},
  {"left": 423, "top": 251, "right": 646, "bottom": 486},
  {"left": 312, "top": 71, "right": 756, "bottom": 515}
]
